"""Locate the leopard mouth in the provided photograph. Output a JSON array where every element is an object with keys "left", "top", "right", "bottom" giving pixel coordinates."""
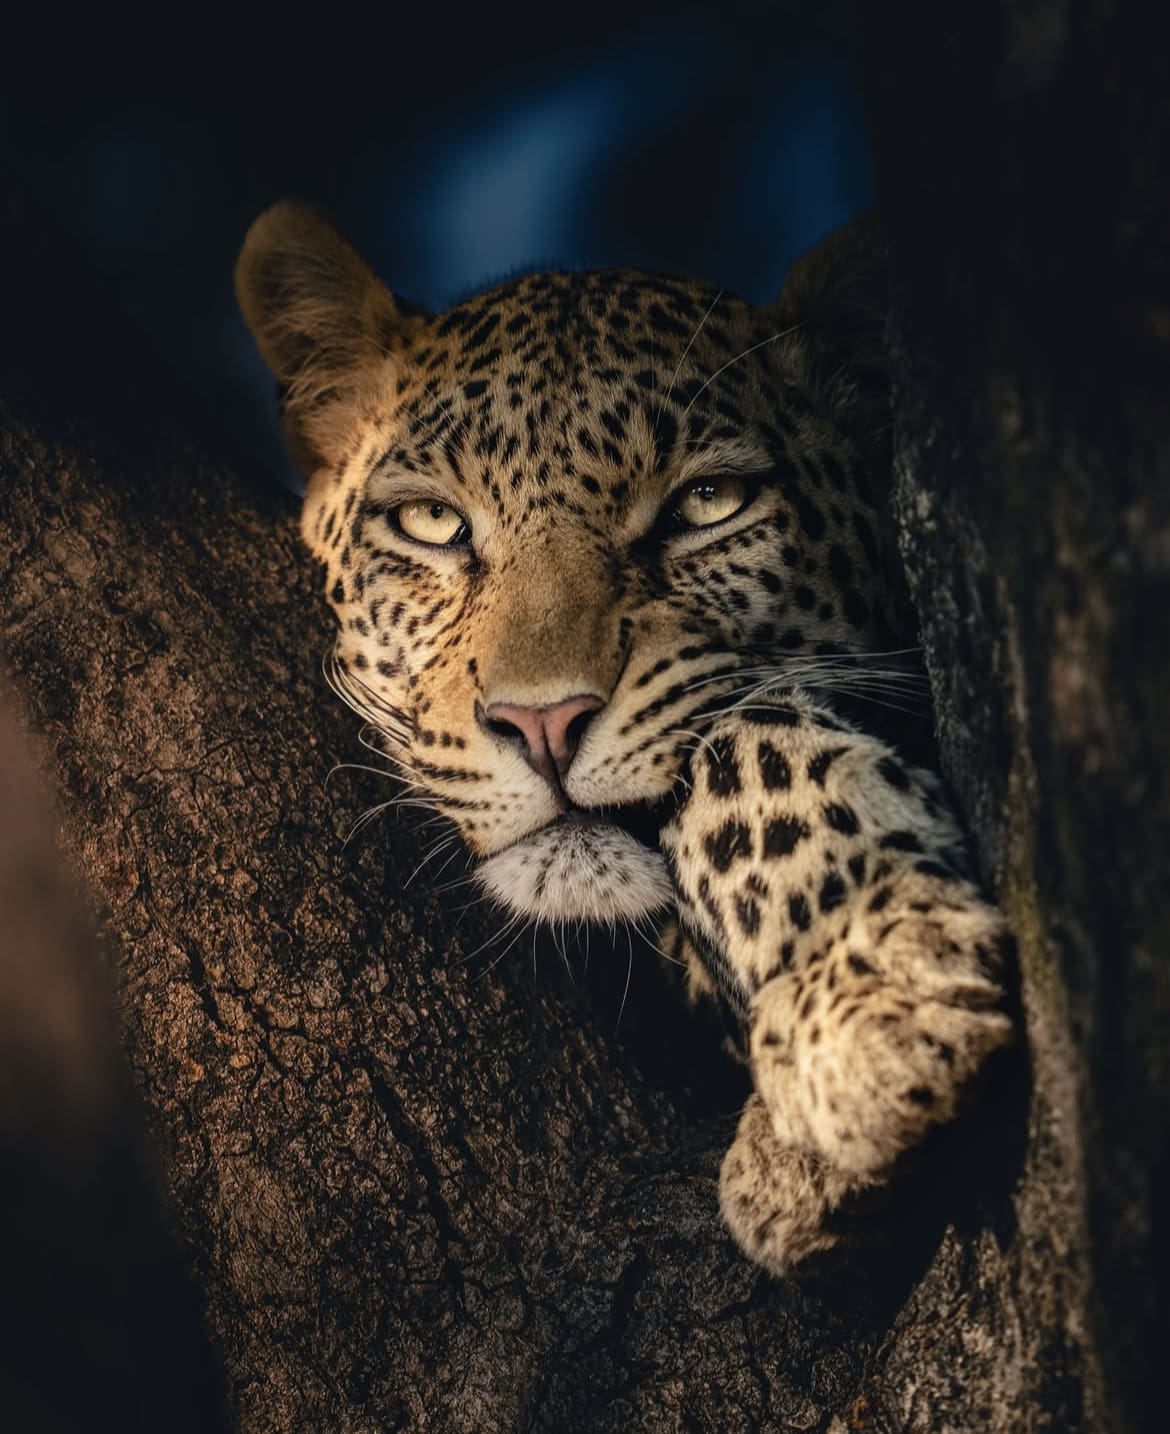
[
  {"left": 555, "top": 796, "right": 673, "bottom": 850},
  {"left": 474, "top": 798, "right": 676, "bottom": 924}
]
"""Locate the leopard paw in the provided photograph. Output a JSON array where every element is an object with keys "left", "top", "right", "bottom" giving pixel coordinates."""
[{"left": 719, "top": 1093, "right": 866, "bottom": 1276}]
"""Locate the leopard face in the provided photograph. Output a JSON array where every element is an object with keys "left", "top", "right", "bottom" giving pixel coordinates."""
[{"left": 236, "top": 203, "right": 900, "bottom": 926}]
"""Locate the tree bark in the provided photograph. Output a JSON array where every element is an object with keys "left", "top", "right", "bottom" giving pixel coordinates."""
[
  {"left": 0, "top": 1, "right": 1166, "bottom": 1426},
  {"left": 862, "top": 3, "right": 1170, "bottom": 1429}
]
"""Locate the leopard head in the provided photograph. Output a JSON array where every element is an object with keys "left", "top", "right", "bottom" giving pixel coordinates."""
[{"left": 236, "top": 202, "right": 897, "bottom": 926}]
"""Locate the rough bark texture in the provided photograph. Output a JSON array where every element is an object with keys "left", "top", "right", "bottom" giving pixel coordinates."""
[
  {"left": 0, "top": 1, "right": 1166, "bottom": 1428},
  {"left": 863, "top": 2, "right": 1170, "bottom": 1429}
]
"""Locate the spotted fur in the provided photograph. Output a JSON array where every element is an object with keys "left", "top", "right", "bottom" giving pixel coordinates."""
[
  {"left": 236, "top": 202, "right": 1011, "bottom": 1276},
  {"left": 660, "top": 693, "right": 1012, "bottom": 1272}
]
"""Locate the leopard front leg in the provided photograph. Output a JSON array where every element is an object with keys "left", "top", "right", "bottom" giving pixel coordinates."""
[
  {"left": 745, "top": 867, "right": 1011, "bottom": 1177},
  {"left": 659, "top": 691, "right": 1013, "bottom": 1268}
]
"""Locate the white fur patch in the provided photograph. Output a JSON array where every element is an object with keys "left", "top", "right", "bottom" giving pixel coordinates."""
[{"left": 476, "top": 820, "right": 673, "bottom": 924}]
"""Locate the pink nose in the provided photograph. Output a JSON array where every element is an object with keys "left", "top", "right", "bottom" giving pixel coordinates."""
[{"left": 480, "top": 695, "right": 604, "bottom": 785}]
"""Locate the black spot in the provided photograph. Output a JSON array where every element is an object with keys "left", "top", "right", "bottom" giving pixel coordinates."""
[
  {"left": 758, "top": 569, "right": 782, "bottom": 594},
  {"left": 788, "top": 893, "right": 811, "bottom": 931},
  {"left": 758, "top": 741, "right": 791, "bottom": 790},
  {"left": 848, "top": 854, "right": 867, "bottom": 886},
  {"left": 906, "top": 1086, "right": 936, "bottom": 1107},
  {"left": 704, "top": 820, "right": 753, "bottom": 872},
  {"left": 778, "top": 628, "right": 805, "bottom": 648},
  {"left": 647, "top": 302, "right": 691, "bottom": 338},
  {"left": 915, "top": 860, "right": 956, "bottom": 881},
  {"left": 807, "top": 747, "right": 847, "bottom": 786},
  {"left": 880, "top": 830, "right": 924, "bottom": 853},
  {"left": 436, "top": 309, "right": 468, "bottom": 337},
  {"left": 696, "top": 874, "right": 730, "bottom": 943},
  {"left": 704, "top": 735, "right": 742, "bottom": 796},
  {"left": 734, "top": 895, "right": 761, "bottom": 937},
  {"left": 462, "top": 380, "right": 489, "bottom": 400},
  {"left": 465, "top": 313, "right": 500, "bottom": 349},
  {"left": 634, "top": 657, "right": 672, "bottom": 689},
  {"left": 877, "top": 756, "right": 911, "bottom": 790},
  {"left": 763, "top": 817, "right": 809, "bottom": 857},
  {"left": 847, "top": 952, "right": 876, "bottom": 976},
  {"left": 868, "top": 886, "right": 894, "bottom": 913},
  {"left": 824, "top": 802, "right": 859, "bottom": 835},
  {"left": 819, "top": 871, "right": 847, "bottom": 913},
  {"left": 467, "top": 346, "right": 503, "bottom": 374},
  {"left": 331, "top": 580, "right": 345, "bottom": 605}
]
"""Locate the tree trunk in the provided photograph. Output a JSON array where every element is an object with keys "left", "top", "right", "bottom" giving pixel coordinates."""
[
  {"left": 862, "top": 2, "right": 1170, "bottom": 1429},
  {"left": 0, "top": 1, "right": 1166, "bottom": 1427}
]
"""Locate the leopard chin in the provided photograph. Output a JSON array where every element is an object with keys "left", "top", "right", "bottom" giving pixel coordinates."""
[{"left": 475, "top": 818, "right": 674, "bottom": 924}]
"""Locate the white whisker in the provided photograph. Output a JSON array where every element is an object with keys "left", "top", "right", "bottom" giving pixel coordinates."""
[
  {"left": 681, "top": 322, "right": 802, "bottom": 420},
  {"left": 657, "top": 289, "right": 723, "bottom": 426},
  {"left": 615, "top": 926, "right": 635, "bottom": 1031}
]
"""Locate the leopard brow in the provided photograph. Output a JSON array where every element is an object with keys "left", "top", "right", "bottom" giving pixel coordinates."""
[
  {"left": 363, "top": 460, "right": 470, "bottom": 509},
  {"left": 672, "top": 441, "right": 775, "bottom": 484}
]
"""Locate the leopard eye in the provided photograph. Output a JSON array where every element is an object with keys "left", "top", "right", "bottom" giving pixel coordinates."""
[
  {"left": 394, "top": 499, "right": 470, "bottom": 546},
  {"left": 672, "top": 475, "right": 750, "bottom": 529}
]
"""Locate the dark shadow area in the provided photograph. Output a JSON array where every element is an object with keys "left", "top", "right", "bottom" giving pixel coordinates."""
[{"left": 1, "top": 6, "right": 872, "bottom": 490}]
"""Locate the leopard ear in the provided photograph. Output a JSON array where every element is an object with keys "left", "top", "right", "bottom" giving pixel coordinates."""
[
  {"left": 772, "top": 214, "right": 889, "bottom": 439},
  {"left": 235, "top": 201, "right": 408, "bottom": 475}
]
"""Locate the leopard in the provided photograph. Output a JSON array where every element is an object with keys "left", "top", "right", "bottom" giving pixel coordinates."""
[{"left": 234, "top": 200, "right": 1013, "bottom": 1277}]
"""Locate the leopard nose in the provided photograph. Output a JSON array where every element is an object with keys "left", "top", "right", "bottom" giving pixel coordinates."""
[{"left": 480, "top": 695, "right": 604, "bottom": 784}]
